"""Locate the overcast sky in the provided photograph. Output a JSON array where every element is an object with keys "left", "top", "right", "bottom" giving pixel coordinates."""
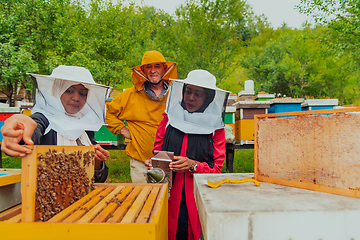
[{"left": 130, "top": 0, "right": 314, "bottom": 28}]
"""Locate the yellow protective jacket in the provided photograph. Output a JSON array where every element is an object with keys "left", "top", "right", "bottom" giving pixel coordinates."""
[{"left": 106, "top": 51, "right": 177, "bottom": 162}]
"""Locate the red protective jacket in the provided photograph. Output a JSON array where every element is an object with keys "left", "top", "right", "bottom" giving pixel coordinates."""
[{"left": 154, "top": 113, "right": 226, "bottom": 240}]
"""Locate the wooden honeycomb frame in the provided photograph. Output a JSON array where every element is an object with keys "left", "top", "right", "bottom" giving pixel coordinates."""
[
  {"left": 21, "top": 145, "right": 95, "bottom": 222},
  {"left": 254, "top": 107, "right": 360, "bottom": 198}
]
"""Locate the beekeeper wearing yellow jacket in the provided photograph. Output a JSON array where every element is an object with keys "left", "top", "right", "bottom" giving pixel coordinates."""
[{"left": 106, "top": 50, "right": 177, "bottom": 183}]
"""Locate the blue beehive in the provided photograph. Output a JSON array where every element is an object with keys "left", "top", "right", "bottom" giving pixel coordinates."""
[
  {"left": 268, "top": 98, "right": 304, "bottom": 114},
  {"left": 301, "top": 99, "right": 338, "bottom": 111}
]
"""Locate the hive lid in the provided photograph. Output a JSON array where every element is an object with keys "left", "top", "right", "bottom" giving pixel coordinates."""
[
  {"left": 301, "top": 99, "right": 338, "bottom": 107},
  {"left": 0, "top": 107, "right": 20, "bottom": 113},
  {"left": 268, "top": 98, "right": 304, "bottom": 104}
]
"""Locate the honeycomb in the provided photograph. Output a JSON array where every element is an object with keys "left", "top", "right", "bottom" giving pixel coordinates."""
[{"left": 257, "top": 113, "right": 360, "bottom": 190}]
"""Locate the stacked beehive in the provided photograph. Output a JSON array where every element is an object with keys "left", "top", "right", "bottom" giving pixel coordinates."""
[{"left": 0, "top": 145, "right": 168, "bottom": 240}]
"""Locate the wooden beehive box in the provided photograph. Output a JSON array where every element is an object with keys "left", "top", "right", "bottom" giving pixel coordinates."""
[
  {"left": 0, "top": 169, "right": 21, "bottom": 213},
  {"left": 0, "top": 183, "right": 168, "bottom": 240},
  {"left": 254, "top": 107, "right": 360, "bottom": 198},
  {"left": 21, "top": 145, "right": 95, "bottom": 222},
  {"left": 0, "top": 169, "right": 21, "bottom": 187}
]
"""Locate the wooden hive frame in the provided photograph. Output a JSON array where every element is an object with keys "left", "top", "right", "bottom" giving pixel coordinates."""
[
  {"left": 254, "top": 107, "right": 360, "bottom": 198},
  {"left": 0, "top": 183, "right": 168, "bottom": 240},
  {"left": 21, "top": 145, "right": 95, "bottom": 222}
]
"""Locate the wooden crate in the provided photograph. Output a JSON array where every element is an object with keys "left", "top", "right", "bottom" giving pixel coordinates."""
[
  {"left": 21, "top": 145, "right": 95, "bottom": 222},
  {"left": 254, "top": 107, "right": 360, "bottom": 198},
  {"left": 0, "top": 183, "right": 168, "bottom": 240}
]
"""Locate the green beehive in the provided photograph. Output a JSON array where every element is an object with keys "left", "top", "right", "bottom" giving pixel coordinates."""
[{"left": 94, "top": 125, "right": 124, "bottom": 145}]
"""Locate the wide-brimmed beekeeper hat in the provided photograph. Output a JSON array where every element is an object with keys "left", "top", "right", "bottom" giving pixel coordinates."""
[
  {"left": 131, "top": 50, "right": 177, "bottom": 89},
  {"left": 166, "top": 69, "right": 230, "bottom": 134},
  {"left": 28, "top": 65, "right": 107, "bottom": 87},
  {"left": 28, "top": 65, "right": 112, "bottom": 140},
  {"left": 170, "top": 69, "right": 229, "bottom": 92}
]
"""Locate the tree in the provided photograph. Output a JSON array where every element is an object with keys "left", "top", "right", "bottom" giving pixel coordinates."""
[
  {"left": 0, "top": 41, "right": 38, "bottom": 105},
  {"left": 297, "top": 0, "right": 360, "bottom": 63},
  {"left": 241, "top": 26, "right": 360, "bottom": 104},
  {"left": 66, "top": 1, "right": 168, "bottom": 87},
  {"left": 155, "top": 0, "right": 249, "bottom": 82},
  {"left": 0, "top": 1, "right": 42, "bottom": 106}
]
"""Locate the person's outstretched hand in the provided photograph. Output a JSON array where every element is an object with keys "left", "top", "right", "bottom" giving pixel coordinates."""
[
  {"left": 93, "top": 144, "right": 110, "bottom": 170},
  {"left": 1, "top": 114, "right": 37, "bottom": 157}
]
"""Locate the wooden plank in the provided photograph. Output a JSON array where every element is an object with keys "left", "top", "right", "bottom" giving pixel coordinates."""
[
  {"left": 0, "top": 170, "right": 21, "bottom": 187},
  {"left": 0, "top": 204, "right": 21, "bottom": 221},
  {"left": 77, "top": 186, "right": 124, "bottom": 223},
  {"left": 254, "top": 115, "right": 259, "bottom": 179},
  {"left": 21, "top": 145, "right": 38, "bottom": 223},
  {"left": 5, "top": 214, "right": 21, "bottom": 223},
  {"left": 121, "top": 186, "right": 152, "bottom": 224},
  {"left": 62, "top": 186, "right": 115, "bottom": 223},
  {"left": 257, "top": 175, "right": 360, "bottom": 198},
  {"left": 149, "top": 184, "right": 167, "bottom": 224},
  {"left": 91, "top": 186, "right": 134, "bottom": 223},
  {"left": 5, "top": 213, "right": 21, "bottom": 223},
  {"left": 136, "top": 186, "right": 160, "bottom": 223},
  {"left": 150, "top": 184, "right": 168, "bottom": 240},
  {"left": 47, "top": 187, "right": 106, "bottom": 223},
  {"left": 94, "top": 183, "right": 160, "bottom": 188},
  {"left": 106, "top": 186, "right": 143, "bottom": 223},
  {"left": 0, "top": 222, "right": 159, "bottom": 240}
]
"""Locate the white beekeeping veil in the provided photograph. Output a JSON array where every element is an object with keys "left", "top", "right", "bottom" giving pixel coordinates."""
[
  {"left": 28, "top": 65, "right": 112, "bottom": 140},
  {"left": 166, "top": 69, "right": 229, "bottom": 134}
]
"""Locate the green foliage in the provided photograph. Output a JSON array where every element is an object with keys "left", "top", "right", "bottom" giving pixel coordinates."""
[
  {"left": 297, "top": 0, "right": 360, "bottom": 66},
  {"left": 0, "top": 40, "right": 38, "bottom": 104},
  {"left": 217, "top": 66, "right": 249, "bottom": 94},
  {"left": 1, "top": 0, "right": 359, "bottom": 105},
  {"left": 155, "top": 0, "right": 250, "bottom": 82},
  {"left": 241, "top": 26, "right": 360, "bottom": 104}
]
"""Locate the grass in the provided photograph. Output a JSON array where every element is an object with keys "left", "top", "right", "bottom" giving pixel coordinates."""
[
  {"left": 2, "top": 149, "right": 254, "bottom": 182},
  {"left": 105, "top": 150, "right": 131, "bottom": 183},
  {"left": 1, "top": 153, "right": 21, "bottom": 169}
]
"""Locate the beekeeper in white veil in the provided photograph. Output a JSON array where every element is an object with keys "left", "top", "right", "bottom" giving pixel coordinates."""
[
  {"left": 166, "top": 69, "right": 229, "bottom": 134},
  {"left": 30, "top": 65, "right": 111, "bottom": 144},
  {"left": 147, "top": 69, "right": 230, "bottom": 240},
  {"left": 0, "top": 65, "right": 112, "bottom": 183}
]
